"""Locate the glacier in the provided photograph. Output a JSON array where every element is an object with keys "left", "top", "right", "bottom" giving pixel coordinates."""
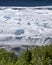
[{"left": 0, "top": 6, "right": 52, "bottom": 48}]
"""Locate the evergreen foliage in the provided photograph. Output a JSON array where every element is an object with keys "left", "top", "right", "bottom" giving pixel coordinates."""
[{"left": 0, "top": 44, "right": 52, "bottom": 65}]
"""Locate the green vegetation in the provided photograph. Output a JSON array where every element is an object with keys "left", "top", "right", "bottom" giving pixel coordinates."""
[{"left": 0, "top": 44, "right": 52, "bottom": 65}]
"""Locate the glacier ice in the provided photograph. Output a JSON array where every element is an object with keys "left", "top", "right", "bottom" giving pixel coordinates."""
[{"left": 0, "top": 6, "right": 52, "bottom": 47}]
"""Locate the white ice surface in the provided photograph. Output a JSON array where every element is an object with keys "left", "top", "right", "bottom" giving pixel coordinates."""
[{"left": 0, "top": 6, "right": 52, "bottom": 46}]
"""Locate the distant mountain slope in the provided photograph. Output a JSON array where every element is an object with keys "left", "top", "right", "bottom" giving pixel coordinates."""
[{"left": 0, "top": 0, "right": 52, "bottom": 6}]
